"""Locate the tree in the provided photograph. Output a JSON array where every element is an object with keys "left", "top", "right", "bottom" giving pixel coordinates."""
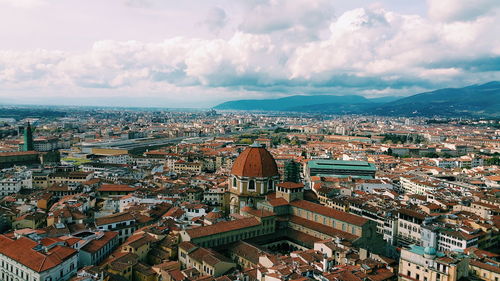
[{"left": 486, "top": 157, "right": 500, "bottom": 165}]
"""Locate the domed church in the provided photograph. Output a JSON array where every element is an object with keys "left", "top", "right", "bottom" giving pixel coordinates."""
[{"left": 229, "top": 143, "right": 280, "bottom": 214}]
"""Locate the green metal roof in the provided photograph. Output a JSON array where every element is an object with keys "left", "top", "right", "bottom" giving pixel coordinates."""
[
  {"left": 314, "top": 174, "right": 373, "bottom": 179},
  {"left": 408, "top": 245, "right": 445, "bottom": 257},
  {"left": 307, "top": 160, "right": 376, "bottom": 171}
]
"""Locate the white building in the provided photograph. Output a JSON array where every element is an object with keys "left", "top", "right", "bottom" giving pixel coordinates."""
[
  {"left": 399, "top": 245, "right": 469, "bottom": 281},
  {"left": 0, "top": 234, "right": 78, "bottom": 281},
  {"left": 0, "top": 170, "right": 32, "bottom": 196},
  {"left": 95, "top": 212, "right": 136, "bottom": 243},
  {"left": 400, "top": 176, "right": 440, "bottom": 195}
]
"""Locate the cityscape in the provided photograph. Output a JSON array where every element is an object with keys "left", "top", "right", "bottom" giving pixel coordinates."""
[{"left": 0, "top": 1, "right": 500, "bottom": 281}]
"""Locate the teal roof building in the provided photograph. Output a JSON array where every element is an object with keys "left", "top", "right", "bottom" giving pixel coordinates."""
[{"left": 306, "top": 160, "right": 376, "bottom": 178}]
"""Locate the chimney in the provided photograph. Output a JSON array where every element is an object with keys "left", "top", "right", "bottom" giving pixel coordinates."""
[
  {"left": 322, "top": 254, "right": 329, "bottom": 272},
  {"left": 359, "top": 248, "right": 368, "bottom": 260}
]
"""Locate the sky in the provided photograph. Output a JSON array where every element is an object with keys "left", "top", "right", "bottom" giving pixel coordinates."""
[{"left": 0, "top": 0, "right": 499, "bottom": 108}]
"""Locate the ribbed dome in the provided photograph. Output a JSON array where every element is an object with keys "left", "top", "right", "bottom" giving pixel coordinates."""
[{"left": 231, "top": 144, "right": 279, "bottom": 178}]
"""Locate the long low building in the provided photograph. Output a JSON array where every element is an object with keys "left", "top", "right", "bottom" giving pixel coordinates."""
[
  {"left": 305, "top": 160, "right": 376, "bottom": 184},
  {"left": 0, "top": 151, "right": 39, "bottom": 168},
  {"left": 180, "top": 216, "right": 275, "bottom": 248}
]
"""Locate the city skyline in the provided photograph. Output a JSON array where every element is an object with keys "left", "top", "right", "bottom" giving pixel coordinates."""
[{"left": 0, "top": 0, "right": 499, "bottom": 107}]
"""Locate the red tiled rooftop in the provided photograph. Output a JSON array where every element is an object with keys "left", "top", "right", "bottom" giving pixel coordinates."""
[
  {"left": 289, "top": 216, "right": 359, "bottom": 241},
  {"left": 0, "top": 235, "right": 77, "bottom": 273},
  {"left": 185, "top": 217, "right": 260, "bottom": 239},
  {"left": 290, "top": 200, "right": 368, "bottom": 226},
  {"left": 97, "top": 184, "right": 138, "bottom": 192},
  {"left": 231, "top": 146, "right": 279, "bottom": 178},
  {"left": 81, "top": 232, "right": 118, "bottom": 253},
  {"left": 277, "top": 182, "right": 304, "bottom": 189}
]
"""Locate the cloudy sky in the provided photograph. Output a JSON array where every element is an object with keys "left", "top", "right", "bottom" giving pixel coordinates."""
[{"left": 0, "top": 0, "right": 499, "bottom": 107}]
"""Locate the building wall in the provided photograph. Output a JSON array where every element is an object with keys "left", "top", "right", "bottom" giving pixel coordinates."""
[
  {"left": 470, "top": 263, "right": 500, "bottom": 281},
  {"left": 0, "top": 251, "right": 77, "bottom": 281},
  {"left": 290, "top": 206, "right": 363, "bottom": 237}
]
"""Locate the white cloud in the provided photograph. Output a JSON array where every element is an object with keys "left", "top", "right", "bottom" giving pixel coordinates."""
[
  {"left": 288, "top": 6, "right": 500, "bottom": 88},
  {"left": 427, "top": 0, "right": 499, "bottom": 22},
  {"left": 0, "top": 0, "right": 46, "bottom": 8},
  {"left": 0, "top": 1, "right": 499, "bottom": 106}
]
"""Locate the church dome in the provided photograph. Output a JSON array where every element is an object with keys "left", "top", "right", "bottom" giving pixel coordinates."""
[{"left": 231, "top": 143, "right": 279, "bottom": 178}]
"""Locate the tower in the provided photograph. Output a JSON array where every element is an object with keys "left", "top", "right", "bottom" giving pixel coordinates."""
[
  {"left": 23, "top": 122, "right": 34, "bottom": 151},
  {"left": 228, "top": 143, "right": 280, "bottom": 214},
  {"left": 284, "top": 160, "right": 301, "bottom": 183}
]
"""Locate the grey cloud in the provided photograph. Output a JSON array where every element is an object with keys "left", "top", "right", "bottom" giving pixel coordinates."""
[{"left": 203, "top": 7, "right": 228, "bottom": 33}]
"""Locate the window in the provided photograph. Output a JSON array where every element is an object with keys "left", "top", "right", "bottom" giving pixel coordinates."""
[
  {"left": 268, "top": 180, "right": 273, "bottom": 190},
  {"left": 248, "top": 180, "right": 255, "bottom": 191},
  {"left": 233, "top": 177, "right": 237, "bottom": 188}
]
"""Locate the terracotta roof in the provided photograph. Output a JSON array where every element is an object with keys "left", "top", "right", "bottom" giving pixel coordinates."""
[
  {"left": 0, "top": 235, "right": 77, "bottom": 273},
  {"left": 231, "top": 146, "right": 279, "bottom": 178},
  {"left": 470, "top": 260, "right": 500, "bottom": 274},
  {"left": 290, "top": 200, "right": 368, "bottom": 226},
  {"left": 277, "top": 182, "right": 304, "bottom": 189},
  {"left": 0, "top": 151, "right": 39, "bottom": 157},
  {"left": 98, "top": 184, "right": 138, "bottom": 192},
  {"left": 289, "top": 216, "right": 359, "bottom": 241},
  {"left": 228, "top": 241, "right": 263, "bottom": 265},
  {"left": 245, "top": 208, "right": 275, "bottom": 218},
  {"left": 81, "top": 232, "right": 118, "bottom": 253},
  {"left": 185, "top": 217, "right": 260, "bottom": 239},
  {"left": 95, "top": 212, "right": 135, "bottom": 226}
]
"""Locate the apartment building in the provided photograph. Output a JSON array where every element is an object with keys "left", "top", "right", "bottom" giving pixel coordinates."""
[
  {"left": 0, "top": 234, "right": 78, "bottom": 281},
  {"left": 95, "top": 212, "right": 136, "bottom": 243},
  {"left": 178, "top": 242, "right": 236, "bottom": 277},
  {"left": 399, "top": 245, "right": 469, "bottom": 281}
]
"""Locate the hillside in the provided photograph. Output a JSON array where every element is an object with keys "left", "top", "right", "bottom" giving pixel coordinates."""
[
  {"left": 369, "top": 82, "right": 500, "bottom": 117},
  {"left": 214, "top": 95, "right": 396, "bottom": 111},
  {"left": 214, "top": 82, "right": 500, "bottom": 117}
]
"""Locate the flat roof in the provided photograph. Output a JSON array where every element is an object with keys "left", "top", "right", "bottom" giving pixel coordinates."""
[
  {"left": 314, "top": 174, "right": 374, "bottom": 179},
  {"left": 407, "top": 245, "right": 445, "bottom": 257},
  {"left": 307, "top": 160, "right": 376, "bottom": 171}
]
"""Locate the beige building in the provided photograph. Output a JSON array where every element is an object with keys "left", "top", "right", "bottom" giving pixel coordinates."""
[
  {"left": 173, "top": 161, "right": 203, "bottom": 174},
  {"left": 469, "top": 259, "right": 500, "bottom": 281},
  {"left": 178, "top": 242, "right": 236, "bottom": 277},
  {"left": 399, "top": 245, "right": 469, "bottom": 281},
  {"left": 180, "top": 216, "right": 275, "bottom": 248}
]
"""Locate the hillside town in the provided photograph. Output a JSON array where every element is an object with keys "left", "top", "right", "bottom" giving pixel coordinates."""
[{"left": 0, "top": 110, "right": 499, "bottom": 281}]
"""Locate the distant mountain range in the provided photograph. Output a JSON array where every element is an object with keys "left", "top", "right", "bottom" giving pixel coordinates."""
[{"left": 214, "top": 82, "right": 500, "bottom": 117}]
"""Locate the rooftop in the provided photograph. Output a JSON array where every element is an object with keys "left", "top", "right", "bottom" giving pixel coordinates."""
[
  {"left": 307, "top": 160, "right": 376, "bottom": 171},
  {"left": 185, "top": 217, "right": 260, "bottom": 239}
]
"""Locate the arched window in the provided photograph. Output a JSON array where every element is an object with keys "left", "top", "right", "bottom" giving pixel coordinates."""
[
  {"left": 268, "top": 180, "right": 273, "bottom": 190},
  {"left": 233, "top": 177, "right": 237, "bottom": 188},
  {"left": 248, "top": 180, "right": 255, "bottom": 191}
]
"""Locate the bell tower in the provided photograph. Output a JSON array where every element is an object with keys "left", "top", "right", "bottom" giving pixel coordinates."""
[{"left": 23, "top": 122, "right": 34, "bottom": 151}]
